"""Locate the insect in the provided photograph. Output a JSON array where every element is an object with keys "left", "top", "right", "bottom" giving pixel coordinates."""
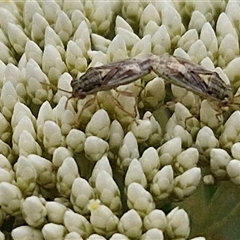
[
  {"left": 42, "top": 54, "right": 234, "bottom": 123},
  {"left": 70, "top": 57, "right": 153, "bottom": 99},
  {"left": 149, "top": 54, "right": 233, "bottom": 108}
]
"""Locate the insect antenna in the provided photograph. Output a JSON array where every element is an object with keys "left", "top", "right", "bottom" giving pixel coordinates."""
[{"left": 40, "top": 81, "right": 73, "bottom": 109}]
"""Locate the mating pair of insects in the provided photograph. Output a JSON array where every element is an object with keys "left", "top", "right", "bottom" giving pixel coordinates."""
[{"left": 44, "top": 54, "right": 234, "bottom": 118}]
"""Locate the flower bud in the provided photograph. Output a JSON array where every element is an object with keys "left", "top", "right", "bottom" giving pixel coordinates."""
[
  {"left": 84, "top": 136, "right": 109, "bottom": 162},
  {"left": 173, "top": 167, "right": 201, "bottom": 199},
  {"left": 150, "top": 165, "right": 174, "bottom": 201},
  {"left": 118, "top": 209, "right": 142, "bottom": 239},
  {"left": 127, "top": 182, "right": 155, "bottom": 217},
  {"left": 64, "top": 210, "right": 93, "bottom": 238},
  {"left": 88, "top": 199, "right": 119, "bottom": 238},
  {"left": 166, "top": 207, "right": 190, "bottom": 239},
  {"left": 42, "top": 223, "right": 66, "bottom": 240},
  {"left": 21, "top": 196, "right": 47, "bottom": 227}
]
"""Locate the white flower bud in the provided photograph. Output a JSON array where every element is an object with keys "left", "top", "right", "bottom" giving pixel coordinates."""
[
  {"left": 127, "top": 182, "right": 155, "bottom": 217},
  {"left": 161, "top": 5, "right": 184, "bottom": 41},
  {"left": 220, "top": 111, "right": 240, "bottom": 150},
  {"left": 36, "top": 101, "right": 53, "bottom": 141},
  {"left": 129, "top": 34, "right": 151, "bottom": 57},
  {"left": 18, "top": 130, "right": 42, "bottom": 156},
  {"left": 95, "top": 171, "right": 121, "bottom": 214},
  {"left": 91, "top": 33, "right": 111, "bottom": 54},
  {"left": 14, "top": 156, "right": 37, "bottom": 194},
  {"left": 188, "top": 10, "right": 206, "bottom": 33},
  {"left": 0, "top": 140, "right": 14, "bottom": 164},
  {"left": 142, "top": 112, "right": 162, "bottom": 147},
  {"left": 0, "top": 41, "right": 15, "bottom": 64},
  {"left": 200, "top": 22, "right": 218, "bottom": 61},
  {"left": 188, "top": 40, "right": 208, "bottom": 63},
  {"left": 42, "top": 223, "right": 66, "bottom": 240},
  {"left": 7, "top": 23, "right": 28, "bottom": 55},
  {"left": 43, "top": 120, "right": 65, "bottom": 154},
  {"left": 158, "top": 137, "right": 182, "bottom": 166},
  {"left": 0, "top": 7, "right": 19, "bottom": 33},
  {"left": 64, "top": 232, "right": 82, "bottom": 240},
  {"left": 141, "top": 77, "right": 165, "bottom": 109},
  {"left": 109, "top": 233, "right": 129, "bottom": 240},
  {"left": 42, "top": 44, "right": 66, "bottom": 84},
  {"left": 166, "top": 207, "right": 190, "bottom": 239},
  {"left": 173, "top": 167, "right": 201, "bottom": 199},
  {"left": 64, "top": 210, "right": 93, "bottom": 238},
  {"left": 4, "top": 63, "right": 26, "bottom": 102},
  {"left": 46, "top": 201, "right": 67, "bottom": 224},
  {"left": 175, "top": 148, "right": 199, "bottom": 174},
  {"left": 152, "top": 25, "right": 171, "bottom": 55},
  {"left": 106, "top": 34, "right": 128, "bottom": 62},
  {"left": 165, "top": 124, "right": 193, "bottom": 149},
  {"left": 66, "top": 40, "right": 87, "bottom": 73},
  {"left": 227, "top": 160, "right": 240, "bottom": 185},
  {"left": 87, "top": 234, "right": 106, "bottom": 240},
  {"left": 70, "top": 177, "right": 93, "bottom": 215},
  {"left": 210, "top": 148, "right": 231, "bottom": 178},
  {"left": 118, "top": 209, "right": 142, "bottom": 239},
  {"left": 52, "top": 147, "right": 73, "bottom": 169},
  {"left": 109, "top": 120, "right": 124, "bottom": 154},
  {"left": 0, "top": 182, "right": 22, "bottom": 215},
  {"left": 203, "top": 174, "right": 215, "bottom": 185},
  {"left": 125, "top": 158, "right": 147, "bottom": 189},
  {"left": 21, "top": 196, "right": 47, "bottom": 227},
  {"left": 84, "top": 136, "right": 109, "bottom": 162},
  {"left": 31, "top": 13, "right": 49, "bottom": 46},
  {"left": 44, "top": 26, "right": 65, "bottom": 58},
  {"left": 23, "top": 0, "right": 43, "bottom": 29},
  {"left": 25, "top": 59, "right": 53, "bottom": 104},
  {"left": 216, "top": 13, "right": 238, "bottom": 43},
  {"left": 115, "top": 15, "right": 133, "bottom": 33},
  {"left": 200, "top": 100, "right": 223, "bottom": 129},
  {"left": 139, "top": 147, "right": 160, "bottom": 181},
  {"left": 11, "top": 226, "right": 43, "bottom": 240},
  {"left": 114, "top": 27, "right": 139, "bottom": 54},
  {"left": 89, "top": 156, "right": 112, "bottom": 186},
  {"left": 73, "top": 21, "right": 91, "bottom": 56},
  {"left": 66, "top": 129, "right": 86, "bottom": 153},
  {"left": 1, "top": 81, "right": 18, "bottom": 119},
  {"left": 150, "top": 165, "right": 174, "bottom": 201},
  {"left": 85, "top": 1, "right": 113, "bottom": 36},
  {"left": 54, "top": 11, "right": 73, "bottom": 44},
  {"left": 140, "top": 228, "right": 164, "bottom": 240},
  {"left": 52, "top": 97, "right": 76, "bottom": 135},
  {"left": 12, "top": 116, "right": 36, "bottom": 154},
  {"left": 57, "top": 157, "right": 79, "bottom": 197},
  {"left": 139, "top": 4, "right": 160, "bottom": 31},
  {"left": 178, "top": 29, "right": 198, "bottom": 51},
  {"left": 130, "top": 119, "right": 152, "bottom": 143},
  {"left": 25, "top": 40, "right": 42, "bottom": 66},
  {"left": 85, "top": 110, "right": 110, "bottom": 140},
  {"left": 88, "top": 199, "right": 119, "bottom": 238},
  {"left": 0, "top": 154, "right": 14, "bottom": 183},
  {"left": 11, "top": 102, "right": 36, "bottom": 130},
  {"left": 117, "top": 132, "right": 139, "bottom": 170},
  {"left": 28, "top": 154, "right": 55, "bottom": 188},
  {"left": 231, "top": 143, "right": 240, "bottom": 159},
  {"left": 143, "top": 209, "right": 167, "bottom": 231},
  {"left": 195, "top": 126, "right": 219, "bottom": 161}
]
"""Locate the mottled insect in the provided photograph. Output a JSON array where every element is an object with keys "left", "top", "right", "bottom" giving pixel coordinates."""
[
  {"left": 42, "top": 54, "right": 234, "bottom": 120},
  {"left": 70, "top": 58, "right": 152, "bottom": 99},
  {"left": 149, "top": 54, "right": 233, "bottom": 108}
]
